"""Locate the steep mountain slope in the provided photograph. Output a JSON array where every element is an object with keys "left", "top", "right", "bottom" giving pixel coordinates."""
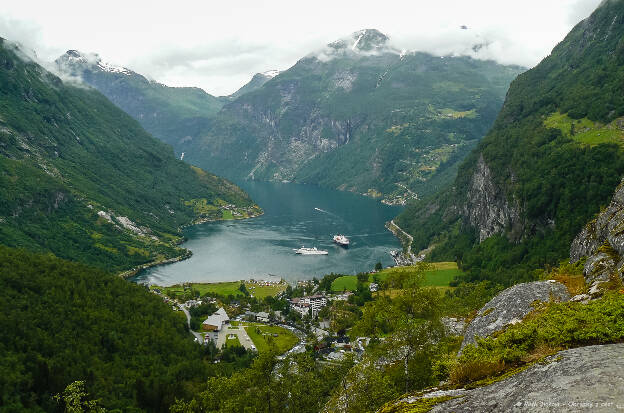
[
  {"left": 229, "top": 69, "right": 280, "bottom": 99},
  {"left": 55, "top": 50, "right": 226, "bottom": 148},
  {"left": 60, "top": 30, "right": 523, "bottom": 204},
  {"left": 185, "top": 29, "right": 523, "bottom": 203},
  {"left": 0, "top": 38, "right": 259, "bottom": 272},
  {"left": 0, "top": 245, "right": 209, "bottom": 411},
  {"left": 397, "top": 0, "right": 624, "bottom": 284}
]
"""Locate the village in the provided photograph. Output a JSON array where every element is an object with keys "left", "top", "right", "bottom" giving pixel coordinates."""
[
  {"left": 149, "top": 276, "right": 385, "bottom": 361},
  {"left": 149, "top": 261, "right": 459, "bottom": 366}
]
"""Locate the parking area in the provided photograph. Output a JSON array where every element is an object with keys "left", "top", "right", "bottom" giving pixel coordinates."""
[{"left": 215, "top": 324, "right": 256, "bottom": 351}]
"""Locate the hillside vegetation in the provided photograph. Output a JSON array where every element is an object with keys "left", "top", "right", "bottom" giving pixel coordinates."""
[
  {"left": 397, "top": 0, "right": 624, "bottom": 285},
  {"left": 55, "top": 50, "right": 226, "bottom": 149},
  {"left": 0, "top": 246, "right": 212, "bottom": 411},
  {"left": 330, "top": 262, "right": 462, "bottom": 292},
  {"left": 59, "top": 30, "right": 523, "bottom": 204},
  {"left": 0, "top": 39, "right": 257, "bottom": 272}
]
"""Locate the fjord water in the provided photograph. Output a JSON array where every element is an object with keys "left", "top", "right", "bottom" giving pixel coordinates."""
[{"left": 133, "top": 181, "right": 403, "bottom": 285}]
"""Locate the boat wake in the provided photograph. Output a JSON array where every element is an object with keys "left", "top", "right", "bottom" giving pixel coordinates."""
[
  {"left": 348, "top": 232, "right": 389, "bottom": 238},
  {"left": 314, "top": 207, "right": 341, "bottom": 219}
]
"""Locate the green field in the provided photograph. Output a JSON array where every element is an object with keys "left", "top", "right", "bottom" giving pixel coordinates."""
[
  {"left": 244, "top": 324, "right": 299, "bottom": 354},
  {"left": 331, "top": 276, "right": 360, "bottom": 292},
  {"left": 544, "top": 111, "right": 624, "bottom": 147},
  {"left": 154, "top": 280, "right": 286, "bottom": 299},
  {"left": 225, "top": 334, "right": 241, "bottom": 348},
  {"left": 155, "top": 281, "right": 243, "bottom": 298},
  {"left": 330, "top": 262, "right": 462, "bottom": 292},
  {"left": 245, "top": 282, "right": 287, "bottom": 299}
]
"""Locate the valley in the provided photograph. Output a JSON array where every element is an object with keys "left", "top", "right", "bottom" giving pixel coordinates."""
[
  {"left": 132, "top": 180, "right": 402, "bottom": 285},
  {"left": 57, "top": 30, "right": 524, "bottom": 204},
  {"left": 3, "top": 1, "right": 624, "bottom": 412}
]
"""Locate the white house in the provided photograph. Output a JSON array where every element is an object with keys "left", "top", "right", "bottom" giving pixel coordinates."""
[{"left": 257, "top": 311, "right": 270, "bottom": 323}]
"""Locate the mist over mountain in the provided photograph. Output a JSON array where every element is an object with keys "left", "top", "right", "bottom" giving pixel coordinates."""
[
  {"left": 59, "top": 29, "right": 523, "bottom": 204},
  {"left": 55, "top": 50, "right": 227, "bottom": 148}
]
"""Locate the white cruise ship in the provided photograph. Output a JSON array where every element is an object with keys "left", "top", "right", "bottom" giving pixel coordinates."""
[{"left": 294, "top": 246, "right": 329, "bottom": 255}]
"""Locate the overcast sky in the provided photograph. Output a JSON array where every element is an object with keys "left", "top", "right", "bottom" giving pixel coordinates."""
[{"left": 1, "top": 0, "right": 603, "bottom": 96}]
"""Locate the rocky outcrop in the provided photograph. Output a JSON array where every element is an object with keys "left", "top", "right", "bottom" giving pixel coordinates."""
[
  {"left": 441, "top": 317, "right": 466, "bottom": 336},
  {"left": 424, "top": 343, "right": 624, "bottom": 412},
  {"left": 461, "top": 280, "right": 570, "bottom": 349},
  {"left": 570, "top": 178, "right": 624, "bottom": 292},
  {"left": 462, "top": 154, "right": 523, "bottom": 242}
]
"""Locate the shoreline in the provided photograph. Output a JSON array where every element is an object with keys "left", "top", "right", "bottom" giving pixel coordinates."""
[
  {"left": 118, "top": 209, "right": 265, "bottom": 280},
  {"left": 181, "top": 209, "right": 264, "bottom": 228},
  {"left": 385, "top": 219, "right": 419, "bottom": 265},
  {"left": 118, "top": 250, "right": 193, "bottom": 279}
]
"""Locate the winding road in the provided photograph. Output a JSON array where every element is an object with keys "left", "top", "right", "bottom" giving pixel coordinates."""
[{"left": 179, "top": 305, "right": 204, "bottom": 344}]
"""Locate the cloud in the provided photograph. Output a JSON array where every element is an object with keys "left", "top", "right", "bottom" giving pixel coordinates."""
[
  {"left": 1, "top": 0, "right": 605, "bottom": 96},
  {"left": 567, "top": 0, "right": 606, "bottom": 24}
]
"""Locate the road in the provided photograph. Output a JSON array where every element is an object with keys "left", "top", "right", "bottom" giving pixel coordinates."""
[
  {"left": 179, "top": 305, "right": 204, "bottom": 344},
  {"left": 277, "top": 324, "right": 307, "bottom": 359}
]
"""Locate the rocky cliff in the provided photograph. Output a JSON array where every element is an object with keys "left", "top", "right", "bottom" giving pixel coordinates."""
[
  {"left": 462, "top": 154, "right": 523, "bottom": 242},
  {"left": 570, "top": 177, "right": 624, "bottom": 293},
  {"left": 384, "top": 343, "right": 624, "bottom": 413},
  {"left": 461, "top": 280, "right": 570, "bottom": 349}
]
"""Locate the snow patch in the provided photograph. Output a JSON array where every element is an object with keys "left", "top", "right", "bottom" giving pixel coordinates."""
[
  {"left": 96, "top": 60, "right": 131, "bottom": 75},
  {"left": 262, "top": 69, "right": 280, "bottom": 78},
  {"left": 352, "top": 33, "right": 364, "bottom": 51}
]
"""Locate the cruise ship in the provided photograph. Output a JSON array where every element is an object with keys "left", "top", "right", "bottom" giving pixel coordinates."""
[
  {"left": 333, "top": 234, "right": 350, "bottom": 248},
  {"left": 294, "top": 246, "right": 329, "bottom": 255}
]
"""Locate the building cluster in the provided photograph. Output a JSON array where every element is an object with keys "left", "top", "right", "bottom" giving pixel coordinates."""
[
  {"left": 248, "top": 278, "right": 283, "bottom": 286},
  {"left": 290, "top": 294, "right": 328, "bottom": 317},
  {"left": 331, "top": 291, "right": 354, "bottom": 301},
  {"left": 243, "top": 311, "right": 273, "bottom": 323}
]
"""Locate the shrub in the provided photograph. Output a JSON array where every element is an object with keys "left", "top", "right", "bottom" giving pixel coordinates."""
[{"left": 450, "top": 292, "right": 624, "bottom": 385}]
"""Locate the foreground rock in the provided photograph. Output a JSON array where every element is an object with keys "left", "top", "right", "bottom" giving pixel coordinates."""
[
  {"left": 425, "top": 343, "right": 624, "bottom": 412},
  {"left": 570, "top": 178, "right": 624, "bottom": 294},
  {"left": 461, "top": 281, "right": 569, "bottom": 349}
]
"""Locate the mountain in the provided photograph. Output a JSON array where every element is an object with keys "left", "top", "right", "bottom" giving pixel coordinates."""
[
  {"left": 59, "top": 29, "right": 524, "bottom": 204},
  {"left": 396, "top": 0, "right": 624, "bottom": 285},
  {"left": 0, "top": 38, "right": 259, "bottom": 272},
  {"left": 230, "top": 70, "right": 280, "bottom": 99},
  {"left": 55, "top": 50, "right": 227, "bottom": 148},
  {"left": 181, "top": 29, "right": 523, "bottom": 203}
]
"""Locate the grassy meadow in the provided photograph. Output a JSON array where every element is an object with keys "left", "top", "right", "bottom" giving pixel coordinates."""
[{"left": 330, "top": 262, "right": 463, "bottom": 292}]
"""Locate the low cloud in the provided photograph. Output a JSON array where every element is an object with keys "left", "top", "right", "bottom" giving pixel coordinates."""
[{"left": 2, "top": 0, "right": 604, "bottom": 96}]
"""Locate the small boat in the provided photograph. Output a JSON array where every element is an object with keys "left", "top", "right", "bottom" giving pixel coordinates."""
[
  {"left": 294, "top": 246, "right": 329, "bottom": 255},
  {"left": 333, "top": 234, "right": 350, "bottom": 248}
]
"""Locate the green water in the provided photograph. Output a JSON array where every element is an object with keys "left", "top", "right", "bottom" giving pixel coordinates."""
[{"left": 133, "top": 181, "right": 403, "bottom": 285}]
